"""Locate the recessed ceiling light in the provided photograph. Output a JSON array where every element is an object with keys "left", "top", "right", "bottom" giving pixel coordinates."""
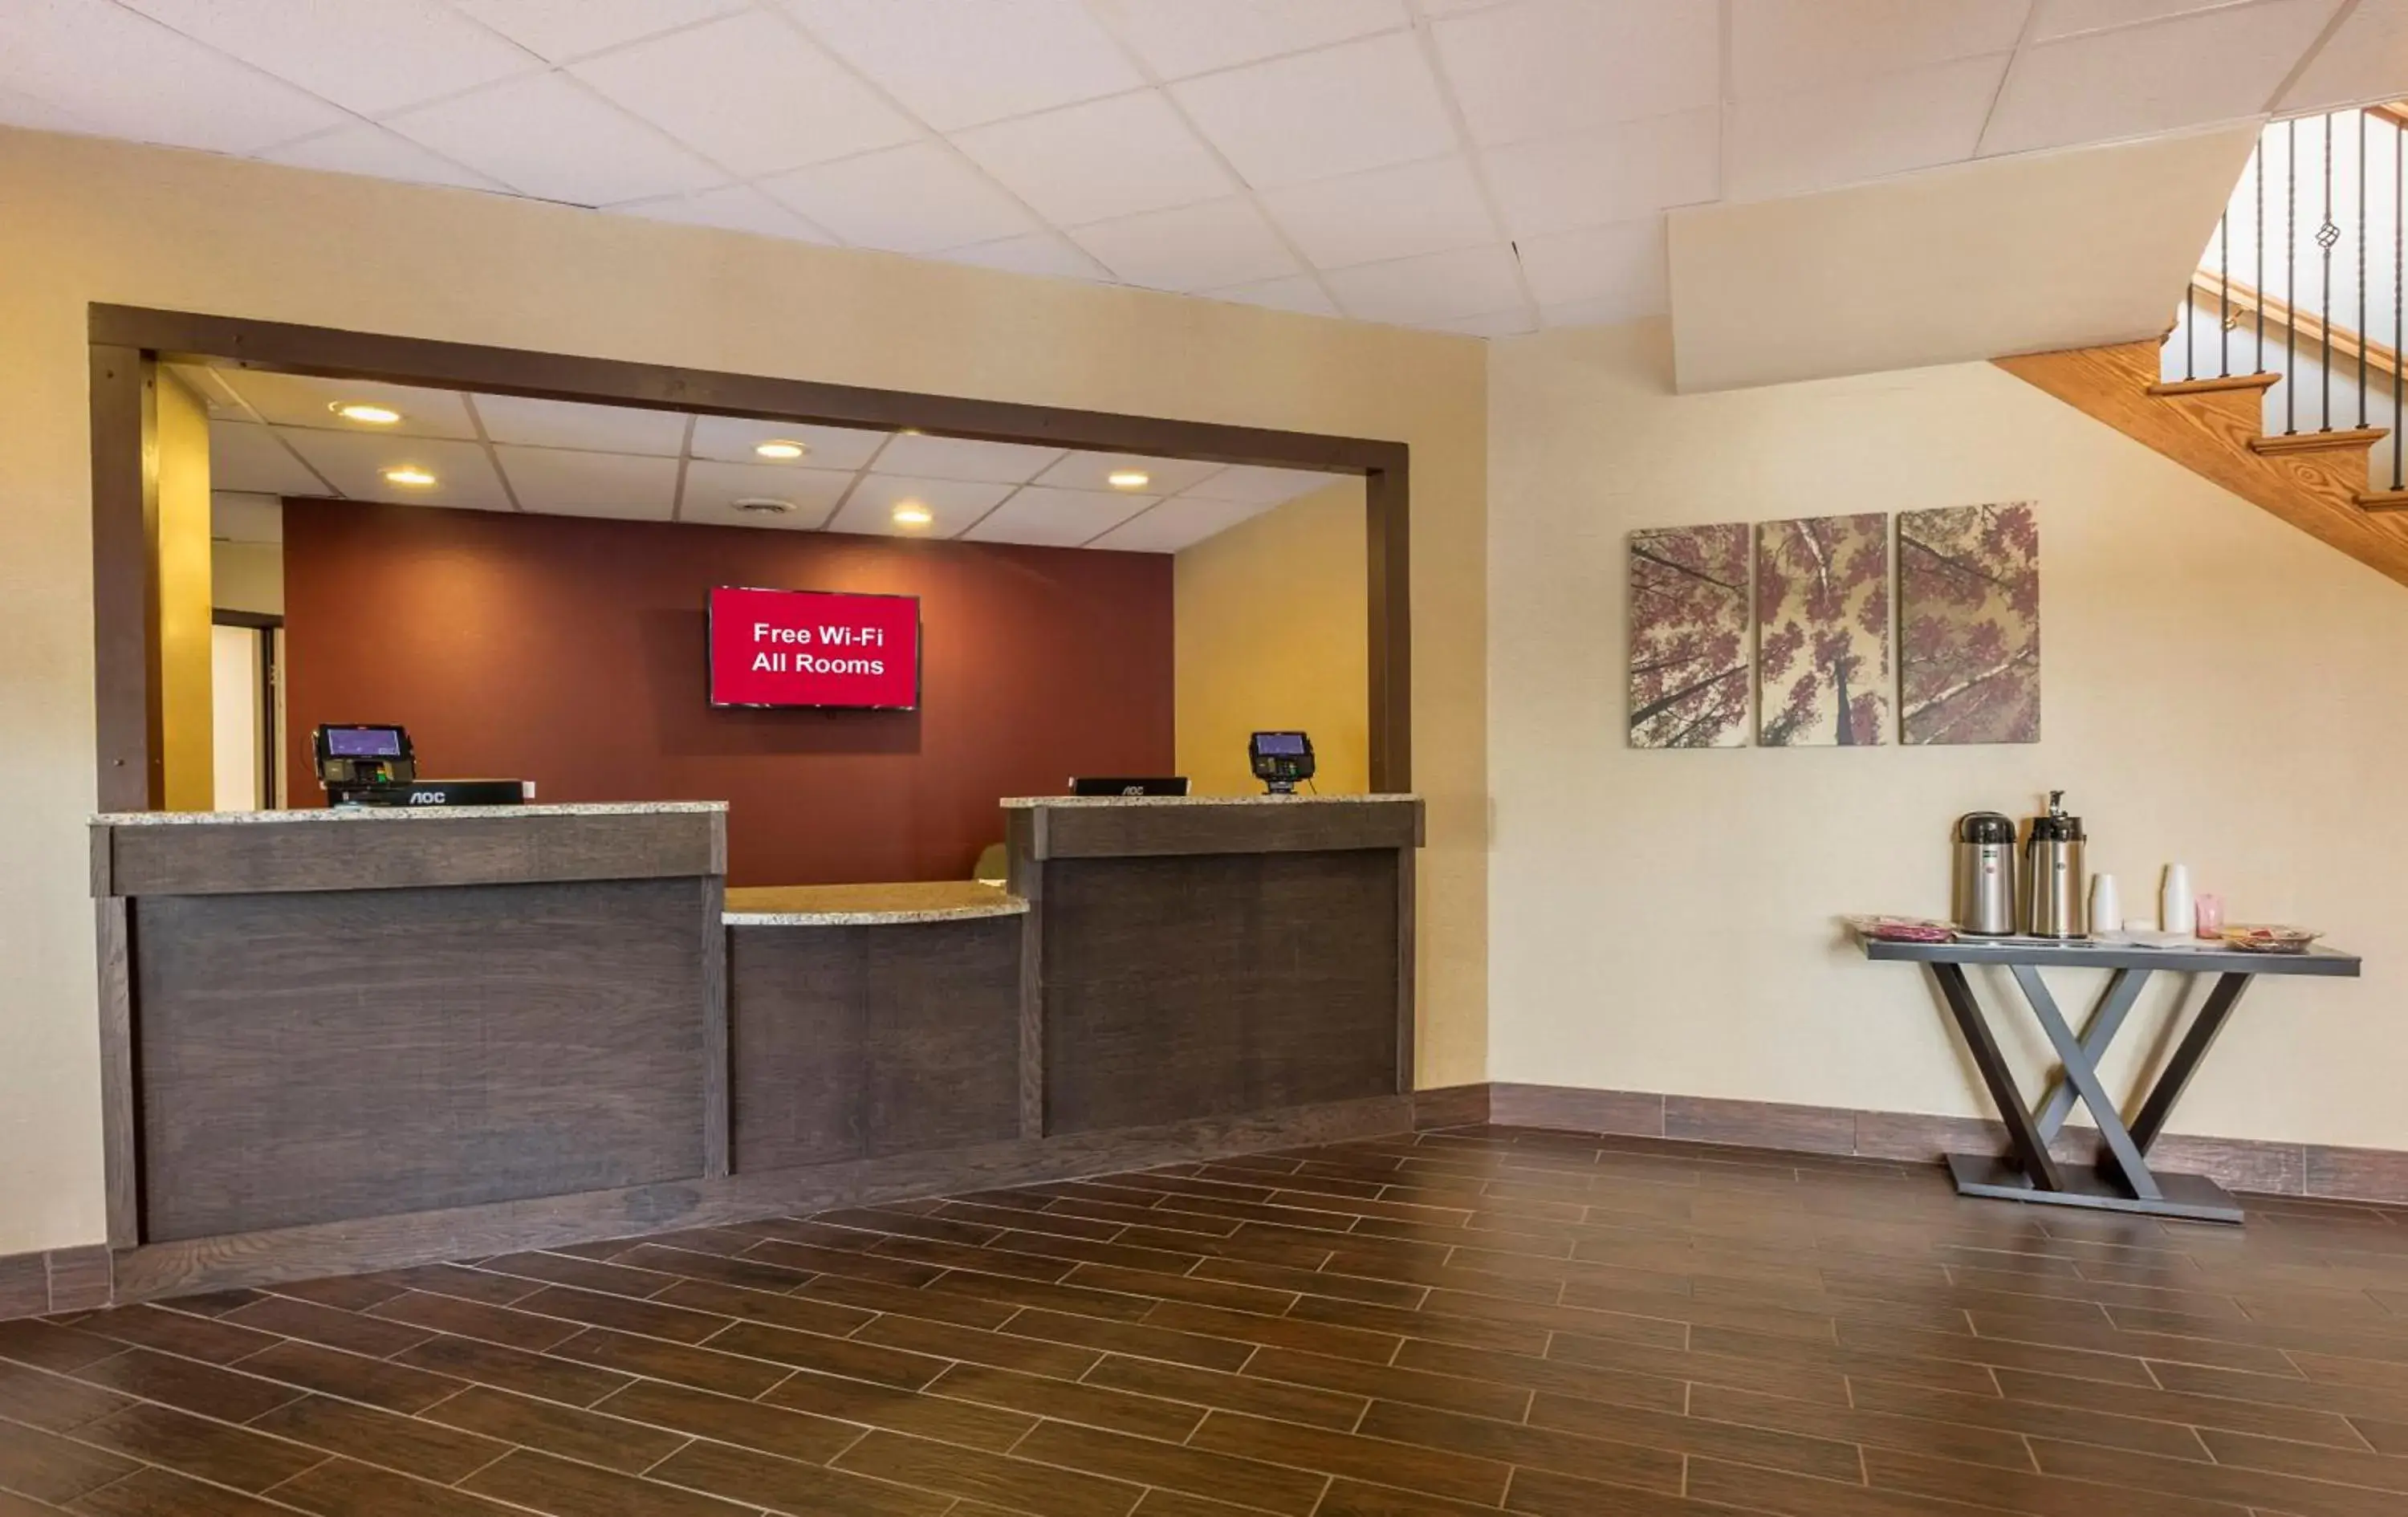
[
  {"left": 892, "top": 502, "right": 934, "bottom": 527},
  {"left": 332, "top": 402, "right": 402, "bottom": 425},
  {"left": 1107, "top": 470, "right": 1151, "bottom": 489},
  {"left": 733, "top": 497, "right": 795, "bottom": 515},
  {"left": 754, "top": 440, "right": 807, "bottom": 461},
  {"left": 382, "top": 466, "right": 437, "bottom": 487}
]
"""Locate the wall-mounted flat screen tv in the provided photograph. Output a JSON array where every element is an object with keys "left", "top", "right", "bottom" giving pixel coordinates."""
[{"left": 708, "top": 585, "right": 921, "bottom": 710}]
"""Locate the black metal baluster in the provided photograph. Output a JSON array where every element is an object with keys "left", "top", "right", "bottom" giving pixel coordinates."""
[
  {"left": 2220, "top": 210, "right": 2231, "bottom": 376},
  {"left": 2396, "top": 116, "right": 2402, "bottom": 490},
  {"left": 2361, "top": 111, "right": 2369, "bottom": 428},
  {"left": 2322, "top": 114, "right": 2336, "bottom": 431},
  {"left": 2288, "top": 119, "right": 2298, "bottom": 434},
  {"left": 2256, "top": 135, "right": 2266, "bottom": 374}
]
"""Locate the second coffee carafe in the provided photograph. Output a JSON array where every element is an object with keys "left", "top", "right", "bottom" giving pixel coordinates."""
[{"left": 2024, "top": 790, "right": 2087, "bottom": 938}]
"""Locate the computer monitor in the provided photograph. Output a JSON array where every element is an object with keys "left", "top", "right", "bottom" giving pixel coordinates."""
[{"left": 1069, "top": 776, "right": 1190, "bottom": 797}]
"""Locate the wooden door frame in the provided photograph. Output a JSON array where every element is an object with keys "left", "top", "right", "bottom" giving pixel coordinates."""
[{"left": 87, "top": 303, "right": 1412, "bottom": 811}]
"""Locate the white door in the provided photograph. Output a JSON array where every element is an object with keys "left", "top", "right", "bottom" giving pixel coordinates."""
[{"left": 211, "top": 623, "right": 265, "bottom": 810}]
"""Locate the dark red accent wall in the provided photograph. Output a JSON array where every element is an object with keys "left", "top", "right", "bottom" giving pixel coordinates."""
[{"left": 281, "top": 500, "right": 1173, "bottom": 887}]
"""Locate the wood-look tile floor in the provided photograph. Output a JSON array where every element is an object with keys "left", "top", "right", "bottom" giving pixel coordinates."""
[{"left": 7, "top": 1127, "right": 2408, "bottom": 1517}]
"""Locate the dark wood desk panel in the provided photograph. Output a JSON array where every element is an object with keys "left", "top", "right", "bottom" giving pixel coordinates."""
[
  {"left": 1040, "top": 848, "right": 1401, "bottom": 1135},
  {"left": 134, "top": 878, "right": 708, "bottom": 1241}
]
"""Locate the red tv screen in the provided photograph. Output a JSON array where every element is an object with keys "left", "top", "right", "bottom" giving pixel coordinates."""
[{"left": 709, "top": 585, "right": 921, "bottom": 710}]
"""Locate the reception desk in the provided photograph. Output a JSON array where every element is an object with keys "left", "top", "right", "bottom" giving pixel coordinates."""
[{"left": 87, "top": 795, "right": 1422, "bottom": 1301}]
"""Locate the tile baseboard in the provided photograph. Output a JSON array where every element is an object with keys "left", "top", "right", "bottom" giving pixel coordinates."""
[{"left": 1422, "top": 1082, "right": 2408, "bottom": 1206}]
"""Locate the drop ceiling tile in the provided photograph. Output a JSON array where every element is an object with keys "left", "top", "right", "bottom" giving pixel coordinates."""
[
  {"left": 2033, "top": 0, "right": 2263, "bottom": 42},
  {"left": 472, "top": 395, "right": 690, "bottom": 454},
  {"left": 1034, "top": 453, "right": 1225, "bottom": 494},
  {"left": 1260, "top": 154, "right": 1499, "bottom": 270},
  {"left": 1323, "top": 243, "right": 1525, "bottom": 324},
  {"left": 1434, "top": 0, "right": 1719, "bottom": 148},
  {"left": 935, "top": 232, "right": 1115, "bottom": 282},
  {"left": 780, "top": 0, "right": 1141, "bottom": 131},
  {"left": 1179, "top": 464, "right": 1340, "bottom": 505},
  {"left": 762, "top": 141, "right": 1035, "bottom": 253},
  {"left": 1514, "top": 218, "right": 1664, "bottom": 310},
  {"left": 211, "top": 491, "right": 285, "bottom": 544},
  {"left": 215, "top": 372, "right": 480, "bottom": 440},
  {"left": 209, "top": 421, "right": 332, "bottom": 497},
  {"left": 0, "top": 0, "right": 348, "bottom": 154},
  {"left": 1726, "top": 52, "right": 2007, "bottom": 202},
  {"left": 616, "top": 184, "right": 836, "bottom": 242},
  {"left": 827, "top": 474, "right": 1016, "bottom": 537},
  {"left": 1540, "top": 295, "right": 1655, "bottom": 328},
  {"left": 1085, "top": 494, "right": 1273, "bottom": 552},
  {"left": 571, "top": 10, "right": 917, "bottom": 178},
  {"left": 118, "top": 0, "right": 540, "bottom": 116},
  {"left": 870, "top": 434, "right": 1066, "bottom": 483},
  {"left": 1480, "top": 107, "right": 1718, "bottom": 239},
  {"left": 1727, "top": 0, "right": 2029, "bottom": 98},
  {"left": 1070, "top": 196, "right": 1300, "bottom": 291},
  {"left": 279, "top": 431, "right": 514, "bottom": 510},
  {"left": 499, "top": 445, "right": 680, "bottom": 519},
  {"left": 0, "top": 83, "right": 101, "bottom": 135},
  {"left": 387, "top": 71, "right": 725, "bottom": 205},
  {"left": 1170, "top": 32, "right": 1457, "bottom": 189},
  {"left": 452, "top": 0, "right": 750, "bottom": 63},
  {"left": 169, "top": 365, "right": 246, "bottom": 417},
  {"left": 1100, "top": 0, "right": 1410, "bottom": 79},
  {"left": 681, "top": 458, "right": 853, "bottom": 528},
  {"left": 963, "top": 485, "right": 1154, "bottom": 547},
  {"left": 689, "top": 417, "right": 891, "bottom": 470},
  {"left": 261, "top": 123, "right": 507, "bottom": 193},
  {"left": 2280, "top": 0, "right": 2408, "bottom": 111},
  {"left": 1434, "top": 307, "right": 1540, "bottom": 336},
  {"left": 1203, "top": 274, "right": 1342, "bottom": 316},
  {"left": 1982, "top": 0, "right": 2341, "bottom": 157},
  {"left": 956, "top": 91, "right": 1232, "bottom": 226}
]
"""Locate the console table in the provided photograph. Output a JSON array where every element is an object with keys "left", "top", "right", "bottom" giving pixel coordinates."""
[{"left": 1858, "top": 933, "right": 2361, "bottom": 1222}]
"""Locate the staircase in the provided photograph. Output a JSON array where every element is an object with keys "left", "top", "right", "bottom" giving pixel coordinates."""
[{"left": 1995, "top": 105, "right": 2408, "bottom": 589}]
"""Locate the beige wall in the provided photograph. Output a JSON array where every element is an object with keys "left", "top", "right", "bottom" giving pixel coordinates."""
[
  {"left": 157, "top": 372, "right": 212, "bottom": 811},
  {"left": 1489, "top": 318, "right": 2408, "bottom": 1149},
  {"left": 211, "top": 541, "right": 283, "bottom": 617},
  {"left": 1174, "top": 479, "right": 1369, "bottom": 798},
  {"left": 0, "top": 127, "right": 1487, "bottom": 1254}
]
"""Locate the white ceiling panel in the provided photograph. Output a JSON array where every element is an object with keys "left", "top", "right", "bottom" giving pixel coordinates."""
[
  {"left": 1324, "top": 243, "right": 1526, "bottom": 324},
  {"left": 280, "top": 432, "right": 515, "bottom": 511},
  {"left": 1514, "top": 218, "right": 1666, "bottom": 310},
  {"left": 261, "top": 124, "right": 506, "bottom": 193},
  {"left": 0, "top": 0, "right": 348, "bottom": 154},
  {"left": 499, "top": 445, "right": 680, "bottom": 519},
  {"left": 118, "top": 0, "right": 539, "bottom": 116},
  {"left": 963, "top": 485, "right": 1154, "bottom": 547},
  {"left": 1726, "top": 53, "right": 2009, "bottom": 204},
  {"left": 1033, "top": 453, "right": 1225, "bottom": 494},
  {"left": 781, "top": 0, "right": 1141, "bottom": 131},
  {"left": 826, "top": 474, "right": 1016, "bottom": 537},
  {"left": 1071, "top": 196, "right": 1300, "bottom": 291},
  {"left": 0, "top": 82, "right": 100, "bottom": 135},
  {"left": 217, "top": 372, "right": 480, "bottom": 441},
  {"left": 387, "top": 71, "right": 723, "bottom": 206},
  {"left": 1202, "top": 275, "right": 1342, "bottom": 317},
  {"left": 1260, "top": 154, "right": 1499, "bottom": 270},
  {"left": 761, "top": 141, "right": 1034, "bottom": 253},
  {"left": 1098, "top": 0, "right": 1409, "bottom": 79},
  {"left": 1434, "top": 307, "right": 1542, "bottom": 336},
  {"left": 1982, "top": 0, "right": 2343, "bottom": 157},
  {"left": 1479, "top": 108, "right": 1718, "bottom": 239},
  {"left": 2032, "top": 0, "right": 2264, "bottom": 43},
  {"left": 871, "top": 433, "right": 1065, "bottom": 482},
  {"left": 211, "top": 491, "right": 285, "bottom": 544},
  {"left": 689, "top": 417, "right": 891, "bottom": 470},
  {"left": 1727, "top": 0, "right": 2030, "bottom": 98},
  {"left": 209, "top": 421, "right": 332, "bottom": 497},
  {"left": 1170, "top": 32, "right": 1456, "bottom": 189},
  {"left": 472, "top": 394, "right": 691, "bottom": 455},
  {"left": 1434, "top": 0, "right": 1720, "bottom": 148},
  {"left": 956, "top": 91, "right": 1231, "bottom": 227},
  {"left": 616, "top": 184, "right": 834, "bottom": 241},
  {"left": 1085, "top": 494, "right": 1274, "bottom": 552},
  {"left": 1180, "top": 465, "right": 1341, "bottom": 505},
  {"left": 570, "top": 10, "right": 917, "bottom": 179},
  {"left": 451, "top": 0, "right": 748, "bottom": 63},
  {"left": 2280, "top": 0, "right": 2408, "bottom": 112},
  {"left": 935, "top": 232, "right": 1114, "bottom": 281},
  {"left": 680, "top": 458, "right": 853, "bottom": 527}
]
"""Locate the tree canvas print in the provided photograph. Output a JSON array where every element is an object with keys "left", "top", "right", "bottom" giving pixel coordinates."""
[
  {"left": 1899, "top": 502, "right": 2040, "bottom": 745},
  {"left": 1628, "top": 523, "right": 1751, "bottom": 748},
  {"left": 1755, "top": 514, "right": 1891, "bottom": 746}
]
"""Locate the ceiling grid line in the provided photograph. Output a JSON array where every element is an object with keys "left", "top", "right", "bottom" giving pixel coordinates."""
[{"left": 1403, "top": 0, "right": 1537, "bottom": 333}]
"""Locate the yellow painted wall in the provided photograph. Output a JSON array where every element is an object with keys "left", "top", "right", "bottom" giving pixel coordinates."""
[
  {"left": 156, "top": 372, "right": 212, "bottom": 811},
  {"left": 1489, "top": 317, "right": 2408, "bottom": 1150},
  {"left": 0, "top": 126, "right": 1487, "bottom": 1253},
  {"left": 1174, "top": 480, "right": 1369, "bottom": 797}
]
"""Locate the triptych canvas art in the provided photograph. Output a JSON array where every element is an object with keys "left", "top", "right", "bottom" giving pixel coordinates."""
[{"left": 1628, "top": 503, "right": 2040, "bottom": 749}]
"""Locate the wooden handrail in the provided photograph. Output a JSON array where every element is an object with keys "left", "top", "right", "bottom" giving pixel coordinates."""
[{"left": 2186, "top": 269, "right": 2403, "bottom": 386}]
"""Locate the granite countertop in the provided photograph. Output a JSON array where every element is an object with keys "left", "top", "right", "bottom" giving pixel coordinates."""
[
  {"left": 94, "top": 802, "right": 727, "bottom": 826},
  {"left": 722, "top": 880, "right": 1026, "bottom": 926},
  {"left": 999, "top": 793, "right": 1421, "bottom": 808}
]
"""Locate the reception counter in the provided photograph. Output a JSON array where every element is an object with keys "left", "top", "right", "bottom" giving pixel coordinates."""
[{"left": 87, "top": 794, "right": 1422, "bottom": 1301}]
